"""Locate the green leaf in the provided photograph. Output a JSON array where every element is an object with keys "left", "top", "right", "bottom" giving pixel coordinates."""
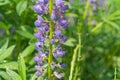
[
  {"left": 16, "top": 30, "right": 34, "bottom": 39},
  {"left": 6, "top": 69, "right": 22, "bottom": 80},
  {"left": 30, "top": 73, "right": 37, "bottom": 80},
  {"left": 105, "top": 21, "right": 120, "bottom": 30},
  {"left": 30, "top": 73, "right": 44, "bottom": 80},
  {"left": 18, "top": 54, "right": 26, "bottom": 80},
  {"left": 0, "top": 71, "right": 11, "bottom": 80},
  {"left": 0, "top": 39, "right": 9, "bottom": 54},
  {"left": 0, "top": 0, "right": 10, "bottom": 6},
  {"left": 0, "top": 22, "right": 10, "bottom": 30},
  {"left": 0, "top": 62, "right": 18, "bottom": 70},
  {"left": 0, "top": 45, "right": 15, "bottom": 60},
  {"left": 91, "top": 22, "right": 103, "bottom": 32},
  {"left": 16, "top": 0, "right": 27, "bottom": 16},
  {"left": 21, "top": 44, "right": 35, "bottom": 57},
  {"left": 63, "top": 38, "right": 76, "bottom": 47}
]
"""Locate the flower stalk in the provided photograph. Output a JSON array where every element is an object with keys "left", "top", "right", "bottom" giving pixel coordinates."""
[
  {"left": 33, "top": 0, "right": 69, "bottom": 79},
  {"left": 48, "top": 0, "right": 53, "bottom": 77}
]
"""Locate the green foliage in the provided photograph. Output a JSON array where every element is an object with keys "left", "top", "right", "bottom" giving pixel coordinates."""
[
  {"left": 18, "top": 54, "right": 26, "bottom": 80},
  {"left": 0, "top": 62, "right": 18, "bottom": 70},
  {"left": 21, "top": 44, "right": 35, "bottom": 57},
  {"left": 0, "top": 0, "right": 10, "bottom": 6},
  {"left": 16, "top": 0, "right": 28, "bottom": 16},
  {"left": 0, "top": 44, "right": 15, "bottom": 60},
  {"left": 0, "top": 71, "right": 11, "bottom": 80},
  {"left": 0, "top": 0, "right": 120, "bottom": 80},
  {"left": 6, "top": 69, "right": 22, "bottom": 80}
]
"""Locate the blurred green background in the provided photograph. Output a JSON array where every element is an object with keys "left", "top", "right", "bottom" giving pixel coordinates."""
[{"left": 0, "top": 0, "right": 120, "bottom": 80}]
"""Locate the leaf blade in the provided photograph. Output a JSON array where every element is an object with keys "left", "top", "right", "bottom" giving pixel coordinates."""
[
  {"left": 0, "top": 45, "right": 15, "bottom": 60},
  {"left": 18, "top": 54, "right": 26, "bottom": 80},
  {"left": 6, "top": 69, "right": 22, "bottom": 80},
  {"left": 16, "top": 0, "right": 27, "bottom": 16}
]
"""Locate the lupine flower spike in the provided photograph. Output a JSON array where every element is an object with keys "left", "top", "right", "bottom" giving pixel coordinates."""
[{"left": 33, "top": 0, "right": 68, "bottom": 79}]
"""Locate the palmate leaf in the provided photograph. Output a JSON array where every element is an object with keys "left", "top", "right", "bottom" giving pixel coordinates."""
[
  {"left": 6, "top": 69, "right": 22, "bottom": 80},
  {"left": 0, "top": 45, "right": 15, "bottom": 60},
  {"left": 0, "top": 71, "right": 11, "bottom": 80},
  {"left": 18, "top": 54, "right": 26, "bottom": 80}
]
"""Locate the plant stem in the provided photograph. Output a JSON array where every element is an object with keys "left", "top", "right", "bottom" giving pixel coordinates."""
[
  {"left": 114, "top": 67, "right": 117, "bottom": 80},
  {"left": 48, "top": 0, "right": 53, "bottom": 79}
]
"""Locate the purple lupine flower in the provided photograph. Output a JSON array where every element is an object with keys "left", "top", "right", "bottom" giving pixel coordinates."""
[
  {"left": 58, "top": 62, "right": 66, "bottom": 68},
  {"left": 58, "top": 17, "right": 68, "bottom": 29},
  {"left": 35, "top": 41, "right": 43, "bottom": 50},
  {"left": 55, "top": 29, "right": 62, "bottom": 37},
  {"left": 34, "top": 16, "right": 44, "bottom": 27},
  {"left": 34, "top": 55, "right": 41, "bottom": 62},
  {"left": 53, "top": 47, "right": 66, "bottom": 58},
  {"left": 36, "top": 71, "right": 43, "bottom": 76},
  {"left": 54, "top": 71, "right": 64, "bottom": 79},
  {"left": 39, "top": 23, "right": 49, "bottom": 32},
  {"left": 59, "top": 35, "right": 67, "bottom": 43},
  {"left": 37, "top": 0, "right": 48, "bottom": 4},
  {"left": 34, "top": 31, "right": 46, "bottom": 42},
  {"left": 61, "top": 5, "right": 69, "bottom": 11},
  {"left": 33, "top": 0, "right": 68, "bottom": 79},
  {"left": 51, "top": 61, "right": 56, "bottom": 69},
  {"left": 33, "top": 5, "right": 44, "bottom": 15},
  {"left": 55, "top": 0, "right": 63, "bottom": 6},
  {"left": 51, "top": 10, "right": 57, "bottom": 20},
  {"left": 34, "top": 52, "right": 46, "bottom": 62},
  {"left": 50, "top": 39, "right": 55, "bottom": 44},
  {"left": 35, "top": 65, "right": 42, "bottom": 71}
]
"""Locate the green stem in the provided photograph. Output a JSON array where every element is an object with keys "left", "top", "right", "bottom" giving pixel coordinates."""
[
  {"left": 114, "top": 67, "right": 117, "bottom": 80},
  {"left": 48, "top": 0, "right": 53, "bottom": 79},
  {"left": 83, "top": 0, "right": 90, "bottom": 20}
]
